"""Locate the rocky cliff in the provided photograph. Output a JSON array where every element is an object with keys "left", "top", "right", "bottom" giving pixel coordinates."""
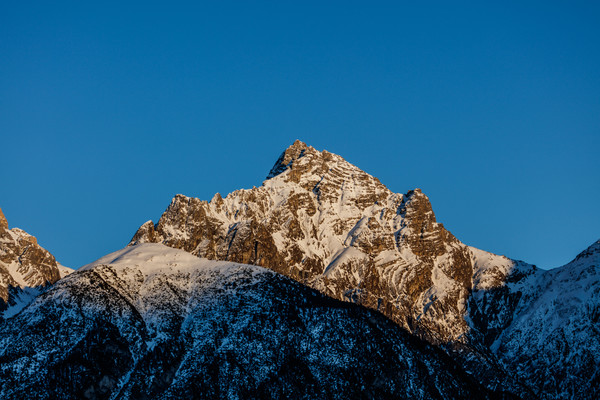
[
  {"left": 130, "top": 140, "right": 599, "bottom": 399},
  {"left": 131, "top": 140, "right": 477, "bottom": 344},
  {"left": 0, "top": 208, "right": 71, "bottom": 318}
]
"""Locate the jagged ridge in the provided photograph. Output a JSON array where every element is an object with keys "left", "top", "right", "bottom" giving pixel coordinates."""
[{"left": 129, "top": 140, "right": 599, "bottom": 399}]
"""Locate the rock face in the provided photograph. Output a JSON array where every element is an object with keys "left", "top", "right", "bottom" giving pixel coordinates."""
[
  {"left": 131, "top": 140, "right": 474, "bottom": 344},
  {"left": 130, "top": 141, "right": 599, "bottom": 399},
  {"left": 0, "top": 244, "right": 507, "bottom": 400},
  {"left": 0, "top": 208, "right": 71, "bottom": 317}
]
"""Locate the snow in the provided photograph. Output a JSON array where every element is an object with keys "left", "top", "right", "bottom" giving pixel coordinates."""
[
  {"left": 429, "top": 260, "right": 457, "bottom": 299},
  {"left": 82, "top": 243, "right": 270, "bottom": 279},
  {"left": 119, "top": 141, "right": 599, "bottom": 399},
  {"left": 2, "top": 287, "right": 42, "bottom": 318},
  {"left": 56, "top": 263, "right": 74, "bottom": 278},
  {"left": 323, "top": 247, "right": 368, "bottom": 276},
  {"left": 5, "top": 261, "right": 28, "bottom": 288}
]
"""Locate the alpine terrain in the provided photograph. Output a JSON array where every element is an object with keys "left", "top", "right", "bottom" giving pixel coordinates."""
[
  {"left": 129, "top": 140, "right": 599, "bottom": 399},
  {"left": 0, "top": 207, "right": 72, "bottom": 319},
  {"left": 0, "top": 244, "right": 505, "bottom": 399},
  {"left": 0, "top": 140, "right": 596, "bottom": 399}
]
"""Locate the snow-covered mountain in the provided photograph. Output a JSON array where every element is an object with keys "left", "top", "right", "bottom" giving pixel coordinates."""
[
  {"left": 491, "top": 240, "right": 600, "bottom": 399},
  {"left": 0, "top": 141, "right": 595, "bottom": 399},
  {"left": 0, "top": 207, "right": 73, "bottom": 318},
  {"left": 0, "top": 243, "right": 504, "bottom": 400},
  {"left": 130, "top": 140, "right": 599, "bottom": 399}
]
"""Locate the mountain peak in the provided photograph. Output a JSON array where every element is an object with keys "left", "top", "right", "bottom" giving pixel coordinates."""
[
  {"left": 290, "top": 138, "right": 308, "bottom": 149},
  {"left": 266, "top": 139, "right": 313, "bottom": 179},
  {"left": 126, "top": 143, "right": 599, "bottom": 398},
  {"left": 0, "top": 209, "right": 64, "bottom": 310},
  {"left": 0, "top": 208, "right": 8, "bottom": 231}
]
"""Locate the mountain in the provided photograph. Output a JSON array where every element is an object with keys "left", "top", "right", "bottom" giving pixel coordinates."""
[
  {"left": 491, "top": 240, "right": 600, "bottom": 399},
  {"left": 130, "top": 140, "right": 599, "bottom": 399},
  {"left": 0, "top": 243, "right": 508, "bottom": 400},
  {"left": 130, "top": 140, "right": 475, "bottom": 343},
  {"left": 0, "top": 207, "right": 73, "bottom": 318}
]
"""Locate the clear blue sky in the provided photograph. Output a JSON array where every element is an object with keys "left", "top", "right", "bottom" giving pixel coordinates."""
[{"left": 1, "top": 1, "right": 598, "bottom": 269}]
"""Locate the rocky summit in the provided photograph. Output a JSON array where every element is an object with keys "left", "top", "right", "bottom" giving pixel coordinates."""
[
  {"left": 0, "top": 208, "right": 72, "bottom": 318},
  {"left": 130, "top": 140, "right": 600, "bottom": 399}
]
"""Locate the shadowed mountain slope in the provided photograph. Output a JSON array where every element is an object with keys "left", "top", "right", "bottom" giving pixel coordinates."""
[{"left": 0, "top": 244, "right": 509, "bottom": 400}]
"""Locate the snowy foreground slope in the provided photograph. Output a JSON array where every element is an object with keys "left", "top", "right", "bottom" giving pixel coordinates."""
[
  {"left": 130, "top": 141, "right": 599, "bottom": 399},
  {"left": 0, "top": 208, "right": 73, "bottom": 318},
  {"left": 0, "top": 244, "right": 507, "bottom": 400}
]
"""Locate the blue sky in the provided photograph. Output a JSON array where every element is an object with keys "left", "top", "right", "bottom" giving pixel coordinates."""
[{"left": 1, "top": 1, "right": 598, "bottom": 269}]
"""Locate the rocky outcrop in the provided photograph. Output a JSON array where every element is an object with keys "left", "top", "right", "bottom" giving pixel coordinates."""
[
  {"left": 131, "top": 141, "right": 477, "bottom": 344},
  {"left": 0, "top": 208, "right": 71, "bottom": 317},
  {"left": 130, "top": 141, "right": 599, "bottom": 398}
]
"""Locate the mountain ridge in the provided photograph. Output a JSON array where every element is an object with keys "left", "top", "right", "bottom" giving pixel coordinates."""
[
  {"left": 0, "top": 243, "right": 508, "bottom": 400},
  {"left": 130, "top": 140, "right": 599, "bottom": 398},
  {"left": 0, "top": 140, "right": 596, "bottom": 399}
]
